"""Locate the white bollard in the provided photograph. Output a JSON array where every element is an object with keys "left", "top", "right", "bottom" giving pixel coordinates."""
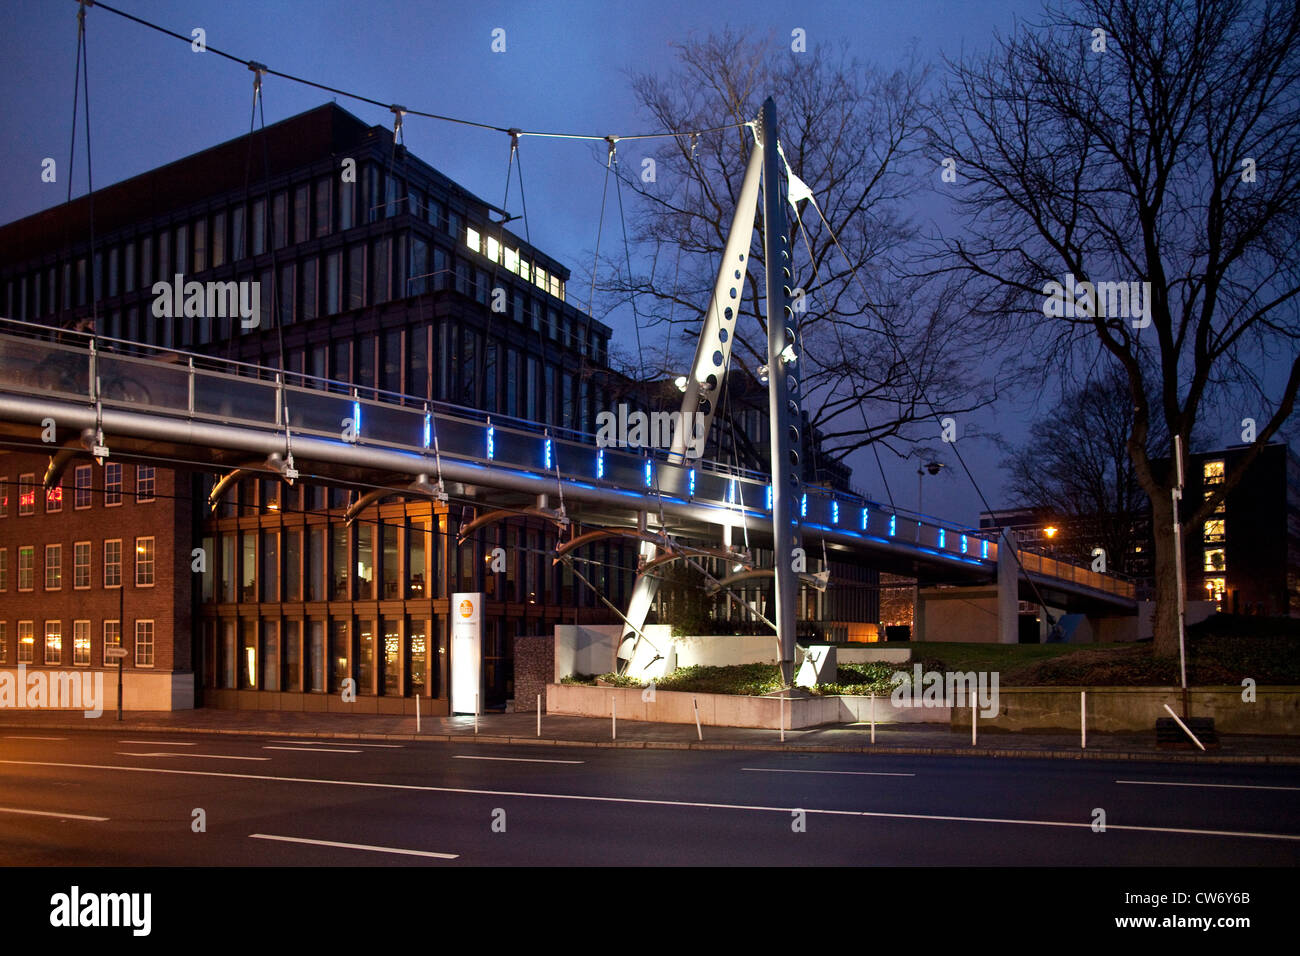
[
  {"left": 1081, "top": 690, "right": 1087, "bottom": 750},
  {"left": 779, "top": 697, "right": 785, "bottom": 743},
  {"left": 693, "top": 696, "right": 703, "bottom": 741},
  {"left": 474, "top": 692, "right": 479, "bottom": 735},
  {"left": 971, "top": 699, "right": 977, "bottom": 746},
  {"left": 612, "top": 696, "right": 617, "bottom": 740},
  {"left": 537, "top": 694, "right": 542, "bottom": 738},
  {"left": 415, "top": 693, "right": 421, "bottom": 734},
  {"left": 870, "top": 693, "right": 876, "bottom": 744}
]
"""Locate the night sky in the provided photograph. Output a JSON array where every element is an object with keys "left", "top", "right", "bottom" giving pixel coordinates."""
[{"left": 0, "top": 0, "right": 1272, "bottom": 528}]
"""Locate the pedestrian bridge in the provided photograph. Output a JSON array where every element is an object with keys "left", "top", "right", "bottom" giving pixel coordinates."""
[{"left": 0, "top": 318, "right": 1135, "bottom": 612}]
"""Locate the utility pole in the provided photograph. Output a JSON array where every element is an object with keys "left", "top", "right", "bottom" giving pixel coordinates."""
[{"left": 1172, "top": 435, "right": 1189, "bottom": 719}]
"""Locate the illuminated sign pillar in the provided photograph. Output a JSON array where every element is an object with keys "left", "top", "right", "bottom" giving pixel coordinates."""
[{"left": 451, "top": 592, "right": 483, "bottom": 715}]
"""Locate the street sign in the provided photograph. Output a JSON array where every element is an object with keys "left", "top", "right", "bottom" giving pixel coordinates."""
[{"left": 105, "top": 647, "right": 127, "bottom": 660}]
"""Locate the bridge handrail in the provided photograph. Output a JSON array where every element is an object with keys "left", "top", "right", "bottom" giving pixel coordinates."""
[{"left": 0, "top": 318, "right": 1134, "bottom": 598}]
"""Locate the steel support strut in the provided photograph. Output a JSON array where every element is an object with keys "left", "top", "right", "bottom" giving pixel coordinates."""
[{"left": 760, "top": 97, "right": 803, "bottom": 686}]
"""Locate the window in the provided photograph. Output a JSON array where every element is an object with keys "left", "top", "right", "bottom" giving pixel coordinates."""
[
  {"left": 104, "top": 539, "right": 122, "bottom": 587},
  {"left": 212, "top": 210, "right": 226, "bottom": 268},
  {"left": 0, "top": 622, "right": 6, "bottom": 663},
  {"left": 0, "top": 547, "right": 6, "bottom": 591},
  {"left": 135, "top": 537, "right": 155, "bottom": 586},
  {"left": 347, "top": 244, "right": 365, "bottom": 310},
  {"left": 193, "top": 217, "right": 207, "bottom": 272},
  {"left": 74, "top": 541, "right": 91, "bottom": 589},
  {"left": 18, "top": 546, "right": 34, "bottom": 591},
  {"left": 18, "top": 622, "right": 34, "bottom": 663},
  {"left": 314, "top": 178, "right": 331, "bottom": 238},
  {"left": 44, "top": 621, "right": 62, "bottom": 664},
  {"left": 74, "top": 464, "right": 92, "bottom": 509},
  {"left": 1203, "top": 547, "right": 1226, "bottom": 573},
  {"left": 18, "top": 473, "right": 35, "bottom": 515},
  {"left": 45, "top": 482, "right": 62, "bottom": 513},
  {"left": 1204, "top": 576, "right": 1226, "bottom": 604},
  {"left": 74, "top": 620, "right": 90, "bottom": 665},
  {"left": 273, "top": 191, "right": 288, "bottom": 249},
  {"left": 135, "top": 620, "right": 154, "bottom": 667},
  {"left": 1203, "top": 519, "right": 1225, "bottom": 544},
  {"left": 104, "top": 462, "right": 122, "bottom": 506},
  {"left": 0, "top": 476, "right": 7, "bottom": 516},
  {"left": 103, "top": 620, "right": 121, "bottom": 664},
  {"left": 1203, "top": 460, "right": 1225, "bottom": 485},
  {"left": 294, "top": 184, "right": 310, "bottom": 243},
  {"left": 252, "top": 198, "right": 266, "bottom": 256},
  {"left": 136, "top": 464, "right": 155, "bottom": 503},
  {"left": 45, "top": 544, "right": 61, "bottom": 590}
]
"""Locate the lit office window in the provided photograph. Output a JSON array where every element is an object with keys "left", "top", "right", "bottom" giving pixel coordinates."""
[
  {"left": 1203, "top": 519, "right": 1225, "bottom": 543},
  {"left": 44, "top": 621, "right": 62, "bottom": 664},
  {"left": 18, "top": 474, "right": 35, "bottom": 515},
  {"left": 135, "top": 537, "right": 155, "bottom": 586},
  {"left": 74, "top": 620, "right": 91, "bottom": 665},
  {"left": 46, "top": 482, "right": 62, "bottom": 513},
  {"left": 18, "top": 621, "right": 34, "bottom": 663},
  {"left": 1203, "top": 460, "right": 1225, "bottom": 485},
  {"left": 1203, "top": 547, "right": 1226, "bottom": 573}
]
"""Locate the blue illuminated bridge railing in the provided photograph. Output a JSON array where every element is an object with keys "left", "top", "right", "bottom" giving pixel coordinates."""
[{"left": 0, "top": 318, "right": 1135, "bottom": 601}]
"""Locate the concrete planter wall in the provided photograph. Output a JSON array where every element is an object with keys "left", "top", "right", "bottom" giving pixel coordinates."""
[
  {"left": 952, "top": 686, "right": 1300, "bottom": 734},
  {"left": 546, "top": 682, "right": 950, "bottom": 729}
]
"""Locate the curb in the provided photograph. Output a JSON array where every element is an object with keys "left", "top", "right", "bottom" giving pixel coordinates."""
[{"left": 2, "top": 719, "right": 1298, "bottom": 764}]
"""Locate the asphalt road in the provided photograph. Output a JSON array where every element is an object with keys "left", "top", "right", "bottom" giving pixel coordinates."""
[{"left": 1, "top": 730, "right": 1297, "bottom": 866}]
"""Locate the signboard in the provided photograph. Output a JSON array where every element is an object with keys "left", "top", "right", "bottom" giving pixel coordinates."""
[
  {"left": 104, "top": 646, "right": 128, "bottom": 660},
  {"left": 450, "top": 592, "right": 482, "bottom": 715}
]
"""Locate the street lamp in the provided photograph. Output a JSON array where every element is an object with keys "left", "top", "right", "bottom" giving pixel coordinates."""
[{"left": 916, "top": 460, "right": 944, "bottom": 514}]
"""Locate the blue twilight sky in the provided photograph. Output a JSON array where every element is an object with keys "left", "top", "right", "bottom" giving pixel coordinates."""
[{"left": 1, "top": 0, "right": 1275, "bottom": 529}]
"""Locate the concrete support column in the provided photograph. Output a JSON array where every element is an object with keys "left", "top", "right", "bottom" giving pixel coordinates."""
[{"left": 997, "top": 527, "right": 1019, "bottom": 644}]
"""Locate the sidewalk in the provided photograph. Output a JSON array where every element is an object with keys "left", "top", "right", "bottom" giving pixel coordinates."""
[{"left": 1, "top": 708, "right": 1298, "bottom": 764}]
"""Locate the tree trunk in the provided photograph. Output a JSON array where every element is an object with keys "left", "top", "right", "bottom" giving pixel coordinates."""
[{"left": 1149, "top": 490, "right": 1182, "bottom": 658}]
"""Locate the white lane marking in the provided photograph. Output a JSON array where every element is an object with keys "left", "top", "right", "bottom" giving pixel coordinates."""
[
  {"left": 4, "top": 736, "right": 66, "bottom": 741},
  {"left": 1117, "top": 779, "right": 1300, "bottom": 792},
  {"left": 5, "top": 758, "right": 1299, "bottom": 844},
  {"left": 119, "top": 740, "right": 197, "bottom": 746},
  {"left": 743, "top": 768, "right": 915, "bottom": 777},
  {"left": 250, "top": 833, "right": 457, "bottom": 859},
  {"left": 0, "top": 806, "right": 108, "bottom": 822},
  {"left": 267, "top": 740, "right": 401, "bottom": 748},
  {"left": 453, "top": 755, "right": 584, "bottom": 765},
  {"left": 116, "top": 752, "right": 270, "bottom": 761},
  {"left": 265, "top": 746, "right": 362, "bottom": 754}
]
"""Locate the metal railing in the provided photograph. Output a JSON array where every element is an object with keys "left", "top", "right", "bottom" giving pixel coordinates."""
[{"left": 0, "top": 316, "right": 1134, "bottom": 598}]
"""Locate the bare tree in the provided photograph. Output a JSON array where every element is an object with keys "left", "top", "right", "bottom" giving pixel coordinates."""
[
  {"left": 611, "top": 30, "right": 998, "bottom": 467},
  {"left": 928, "top": 0, "right": 1300, "bottom": 656},
  {"left": 1003, "top": 367, "right": 1159, "bottom": 575}
]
